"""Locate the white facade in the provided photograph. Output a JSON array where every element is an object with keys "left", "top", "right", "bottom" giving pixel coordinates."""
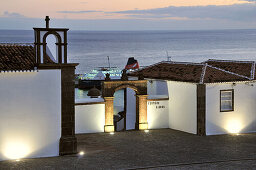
[
  {"left": 75, "top": 101, "right": 105, "bottom": 134},
  {"left": 73, "top": 78, "right": 256, "bottom": 137},
  {"left": 168, "top": 81, "right": 197, "bottom": 134},
  {"left": 147, "top": 79, "right": 256, "bottom": 136},
  {"left": 0, "top": 70, "right": 61, "bottom": 161},
  {"left": 147, "top": 100, "right": 169, "bottom": 129},
  {"left": 206, "top": 81, "right": 256, "bottom": 135},
  {"left": 147, "top": 79, "right": 169, "bottom": 96}
]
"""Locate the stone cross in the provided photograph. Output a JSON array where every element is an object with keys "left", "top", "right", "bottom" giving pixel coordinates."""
[{"left": 45, "top": 16, "right": 50, "bottom": 28}]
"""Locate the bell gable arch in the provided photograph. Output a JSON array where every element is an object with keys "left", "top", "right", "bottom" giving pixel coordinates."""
[{"left": 42, "top": 31, "right": 62, "bottom": 63}]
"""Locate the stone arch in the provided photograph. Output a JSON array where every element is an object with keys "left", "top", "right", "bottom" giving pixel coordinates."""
[
  {"left": 42, "top": 31, "right": 62, "bottom": 63},
  {"left": 102, "top": 80, "right": 148, "bottom": 132},
  {"left": 114, "top": 84, "right": 138, "bottom": 95}
]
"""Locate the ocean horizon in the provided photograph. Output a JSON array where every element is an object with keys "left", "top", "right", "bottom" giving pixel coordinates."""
[{"left": 0, "top": 29, "right": 256, "bottom": 74}]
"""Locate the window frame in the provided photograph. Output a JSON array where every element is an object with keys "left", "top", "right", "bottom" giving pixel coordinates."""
[{"left": 220, "top": 89, "right": 234, "bottom": 112}]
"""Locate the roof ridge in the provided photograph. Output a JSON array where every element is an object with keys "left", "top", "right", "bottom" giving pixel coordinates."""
[
  {"left": 133, "top": 61, "right": 165, "bottom": 72},
  {"left": 163, "top": 61, "right": 204, "bottom": 65},
  {"left": 207, "top": 64, "right": 251, "bottom": 80},
  {"left": 206, "top": 59, "right": 255, "bottom": 63},
  {"left": 200, "top": 63, "right": 207, "bottom": 84}
]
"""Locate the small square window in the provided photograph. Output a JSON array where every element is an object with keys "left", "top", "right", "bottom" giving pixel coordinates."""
[{"left": 220, "top": 89, "right": 234, "bottom": 112}]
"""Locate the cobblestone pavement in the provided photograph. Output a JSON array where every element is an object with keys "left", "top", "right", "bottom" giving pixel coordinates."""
[{"left": 1, "top": 129, "right": 256, "bottom": 169}]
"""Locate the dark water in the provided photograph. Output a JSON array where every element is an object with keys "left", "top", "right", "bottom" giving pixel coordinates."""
[{"left": 0, "top": 29, "right": 256, "bottom": 74}]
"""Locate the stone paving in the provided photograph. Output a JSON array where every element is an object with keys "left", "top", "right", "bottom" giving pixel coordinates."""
[{"left": 1, "top": 129, "right": 256, "bottom": 169}]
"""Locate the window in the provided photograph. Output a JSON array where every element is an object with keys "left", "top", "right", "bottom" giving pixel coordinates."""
[{"left": 220, "top": 89, "right": 234, "bottom": 112}]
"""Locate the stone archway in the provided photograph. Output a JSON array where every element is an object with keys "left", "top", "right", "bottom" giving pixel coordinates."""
[{"left": 102, "top": 80, "right": 148, "bottom": 132}]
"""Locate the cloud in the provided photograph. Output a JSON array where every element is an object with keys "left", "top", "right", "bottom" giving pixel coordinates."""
[
  {"left": 0, "top": 16, "right": 256, "bottom": 30},
  {"left": 110, "top": 4, "right": 256, "bottom": 21},
  {"left": 2, "top": 11, "right": 25, "bottom": 18},
  {"left": 57, "top": 10, "right": 103, "bottom": 14}
]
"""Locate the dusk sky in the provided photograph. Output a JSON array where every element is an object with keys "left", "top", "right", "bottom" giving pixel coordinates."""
[{"left": 0, "top": 0, "right": 255, "bottom": 30}]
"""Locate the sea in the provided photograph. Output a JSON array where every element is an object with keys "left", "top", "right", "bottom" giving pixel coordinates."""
[{"left": 1, "top": 29, "right": 256, "bottom": 100}]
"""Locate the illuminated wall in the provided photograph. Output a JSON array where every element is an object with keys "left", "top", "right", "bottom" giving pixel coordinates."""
[
  {"left": 206, "top": 82, "right": 256, "bottom": 135},
  {"left": 0, "top": 70, "right": 61, "bottom": 161},
  {"left": 168, "top": 81, "right": 197, "bottom": 134},
  {"left": 75, "top": 102, "right": 105, "bottom": 134},
  {"left": 126, "top": 80, "right": 170, "bottom": 130},
  {"left": 147, "top": 100, "right": 169, "bottom": 129}
]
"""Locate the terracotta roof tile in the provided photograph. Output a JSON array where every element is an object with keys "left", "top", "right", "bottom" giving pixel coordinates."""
[
  {"left": 129, "top": 62, "right": 203, "bottom": 83},
  {"left": 0, "top": 44, "right": 55, "bottom": 71},
  {"left": 205, "top": 59, "right": 254, "bottom": 78},
  {"left": 203, "top": 65, "right": 248, "bottom": 83},
  {"left": 0, "top": 44, "right": 35, "bottom": 71},
  {"left": 128, "top": 60, "right": 253, "bottom": 83}
]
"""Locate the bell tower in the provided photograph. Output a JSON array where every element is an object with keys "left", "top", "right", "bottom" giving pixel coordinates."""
[
  {"left": 34, "top": 16, "right": 68, "bottom": 64},
  {"left": 34, "top": 17, "right": 78, "bottom": 156}
]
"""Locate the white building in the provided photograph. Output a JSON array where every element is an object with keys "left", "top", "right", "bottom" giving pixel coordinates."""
[
  {"left": 0, "top": 17, "right": 78, "bottom": 161},
  {"left": 77, "top": 59, "right": 256, "bottom": 136},
  {"left": 128, "top": 59, "right": 256, "bottom": 135}
]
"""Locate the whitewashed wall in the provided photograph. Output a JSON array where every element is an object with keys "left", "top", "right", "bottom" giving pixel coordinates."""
[
  {"left": 147, "top": 79, "right": 168, "bottom": 96},
  {"left": 206, "top": 82, "right": 256, "bottom": 135},
  {"left": 147, "top": 100, "right": 169, "bottom": 129},
  {"left": 168, "top": 81, "right": 197, "bottom": 134},
  {"left": 75, "top": 99, "right": 105, "bottom": 134},
  {"left": 126, "top": 88, "right": 136, "bottom": 130},
  {"left": 0, "top": 70, "right": 61, "bottom": 161}
]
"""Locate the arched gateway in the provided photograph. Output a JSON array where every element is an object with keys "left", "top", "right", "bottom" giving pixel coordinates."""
[{"left": 102, "top": 80, "right": 148, "bottom": 132}]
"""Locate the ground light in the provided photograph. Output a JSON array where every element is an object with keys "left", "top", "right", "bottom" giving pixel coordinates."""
[
  {"left": 226, "top": 119, "right": 242, "bottom": 134},
  {"left": 4, "top": 142, "right": 30, "bottom": 160},
  {"left": 79, "top": 151, "right": 85, "bottom": 156},
  {"left": 144, "top": 130, "right": 149, "bottom": 133},
  {"left": 110, "top": 132, "right": 115, "bottom": 135}
]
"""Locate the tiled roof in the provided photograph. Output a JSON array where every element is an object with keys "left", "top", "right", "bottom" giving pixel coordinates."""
[
  {"left": 204, "top": 59, "right": 254, "bottom": 79},
  {"left": 128, "top": 59, "right": 253, "bottom": 83},
  {"left": 0, "top": 44, "right": 55, "bottom": 72},
  {"left": 129, "top": 62, "right": 204, "bottom": 83},
  {"left": 203, "top": 65, "right": 248, "bottom": 83},
  {"left": 0, "top": 44, "right": 35, "bottom": 71}
]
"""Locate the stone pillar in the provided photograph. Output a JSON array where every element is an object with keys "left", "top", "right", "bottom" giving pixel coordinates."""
[
  {"left": 197, "top": 84, "right": 206, "bottom": 136},
  {"left": 59, "top": 66, "right": 77, "bottom": 155},
  {"left": 137, "top": 95, "right": 148, "bottom": 130},
  {"left": 104, "top": 97, "right": 115, "bottom": 132}
]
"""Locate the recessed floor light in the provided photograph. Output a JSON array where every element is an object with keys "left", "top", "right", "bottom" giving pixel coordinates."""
[{"left": 79, "top": 151, "right": 85, "bottom": 156}]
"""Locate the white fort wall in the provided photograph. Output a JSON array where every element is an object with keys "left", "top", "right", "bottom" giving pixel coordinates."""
[
  {"left": 168, "top": 81, "right": 197, "bottom": 134},
  {"left": 0, "top": 70, "right": 61, "bottom": 161},
  {"left": 127, "top": 80, "right": 170, "bottom": 130},
  {"left": 147, "top": 100, "right": 169, "bottom": 129},
  {"left": 147, "top": 79, "right": 169, "bottom": 96},
  {"left": 75, "top": 99, "right": 105, "bottom": 134},
  {"left": 206, "top": 82, "right": 256, "bottom": 135}
]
